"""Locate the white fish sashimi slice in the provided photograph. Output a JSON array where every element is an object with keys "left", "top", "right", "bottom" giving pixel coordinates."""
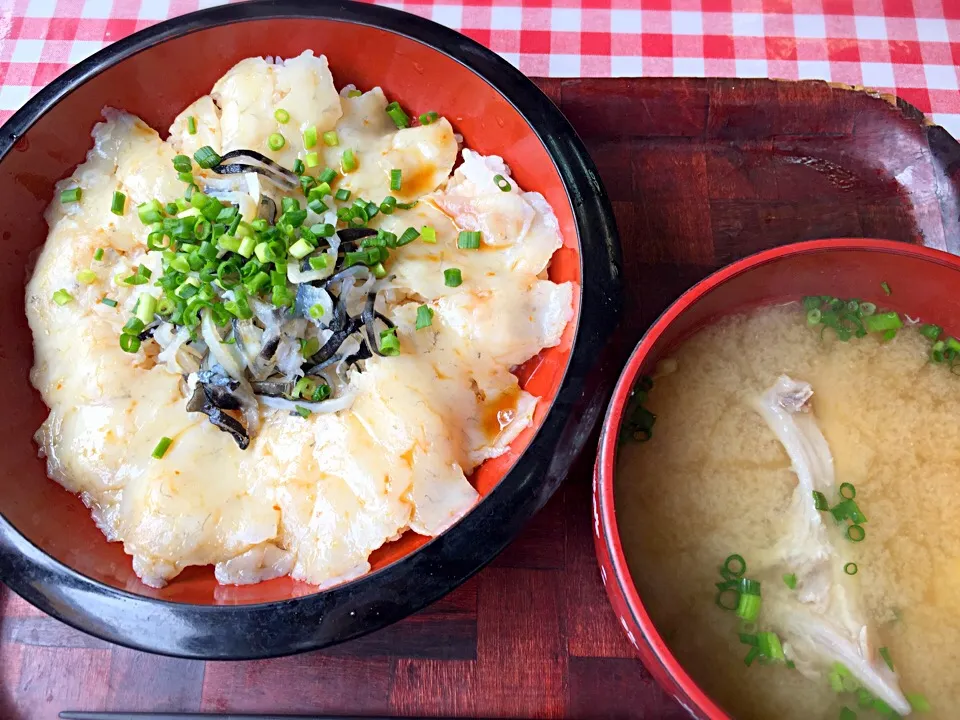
[
  {"left": 215, "top": 542, "right": 295, "bottom": 585},
  {"left": 324, "top": 87, "right": 458, "bottom": 204},
  {"left": 754, "top": 375, "right": 911, "bottom": 716},
  {"left": 168, "top": 95, "right": 222, "bottom": 156},
  {"left": 211, "top": 51, "right": 342, "bottom": 166},
  {"left": 433, "top": 149, "right": 563, "bottom": 275}
]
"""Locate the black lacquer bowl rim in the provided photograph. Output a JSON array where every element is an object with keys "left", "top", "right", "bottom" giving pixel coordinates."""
[{"left": 0, "top": 0, "right": 621, "bottom": 659}]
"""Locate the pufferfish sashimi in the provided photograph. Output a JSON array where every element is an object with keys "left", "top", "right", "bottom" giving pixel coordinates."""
[{"left": 26, "top": 51, "right": 576, "bottom": 590}]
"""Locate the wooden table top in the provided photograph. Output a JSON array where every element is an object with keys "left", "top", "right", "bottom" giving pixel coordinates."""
[{"left": 2, "top": 76, "right": 957, "bottom": 719}]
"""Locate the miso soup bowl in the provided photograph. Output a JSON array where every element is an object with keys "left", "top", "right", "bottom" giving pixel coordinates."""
[
  {"left": 593, "top": 238, "right": 960, "bottom": 719},
  {"left": 0, "top": 1, "right": 620, "bottom": 658}
]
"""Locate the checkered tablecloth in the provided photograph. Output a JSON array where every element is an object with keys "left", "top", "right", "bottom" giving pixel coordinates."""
[{"left": 1, "top": 0, "right": 959, "bottom": 138}]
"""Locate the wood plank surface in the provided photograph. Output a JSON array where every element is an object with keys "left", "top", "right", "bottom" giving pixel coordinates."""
[{"left": 2, "top": 77, "right": 957, "bottom": 719}]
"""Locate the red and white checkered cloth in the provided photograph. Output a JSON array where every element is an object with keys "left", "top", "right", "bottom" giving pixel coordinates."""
[{"left": 1, "top": 0, "right": 959, "bottom": 138}]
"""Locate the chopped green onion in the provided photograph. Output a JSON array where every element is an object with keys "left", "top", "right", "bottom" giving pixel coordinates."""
[
  {"left": 289, "top": 238, "right": 313, "bottom": 259},
  {"left": 342, "top": 148, "right": 357, "bottom": 172},
  {"left": 839, "top": 707, "right": 857, "bottom": 720},
  {"left": 385, "top": 101, "right": 410, "bottom": 128},
  {"left": 735, "top": 592, "right": 761, "bottom": 622},
  {"left": 396, "top": 200, "right": 419, "bottom": 210},
  {"left": 151, "top": 436, "right": 172, "bottom": 459},
  {"left": 100, "top": 297, "right": 117, "bottom": 307},
  {"left": 839, "top": 482, "right": 856, "bottom": 500},
  {"left": 295, "top": 405, "right": 311, "bottom": 419},
  {"left": 442, "top": 268, "right": 461, "bottom": 286},
  {"left": 739, "top": 578, "right": 761, "bottom": 596},
  {"left": 52, "top": 289, "right": 73, "bottom": 305},
  {"left": 931, "top": 340, "right": 946, "bottom": 363},
  {"left": 300, "top": 174, "right": 317, "bottom": 195},
  {"left": 186, "top": 116, "right": 197, "bottom": 135},
  {"left": 756, "top": 631, "right": 785, "bottom": 662},
  {"left": 744, "top": 646, "right": 760, "bottom": 666},
  {"left": 881, "top": 281, "right": 892, "bottom": 295},
  {"left": 119, "top": 333, "right": 141, "bottom": 353},
  {"left": 783, "top": 573, "right": 797, "bottom": 589},
  {"left": 318, "top": 167, "right": 337, "bottom": 184},
  {"left": 293, "top": 158, "right": 305, "bottom": 175},
  {"left": 844, "top": 562, "right": 858, "bottom": 575},
  {"left": 193, "top": 145, "right": 221, "bottom": 169},
  {"left": 293, "top": 376, "right": 317, "bottom": 399},
  {"left": 738, "top": 633, "right": 758, "bottom": 646},
  {"left": 389, "top": 168, "right": 402, "bottom": 192},
  {"left": 812, "top": 490, "right": 829, "bottom": 511},
  {"left": 137, "top": 199, "right": 163, "bottom": 224},
  {"left": 303, "top": 152, "right": 320, "bottom": 168},
  {"left": 274, "top": 108, "right": 290, "bottom": 124},
  {"left": 715, "top": 588, "right": 739, "bottom": 611},
  {"left": 415, "top": 304, "right": 434, "bottom": 330},
  {"left": 76, "top": 269, "right": 97, "bottom": 285},
  {"left": 335, "top": 188, "right": 351, "bottom": 202},
  {"left": 920, "top": 324, "right": 942, "bottom": 340},
  {"left": 418, "top": 111, "right": 439, "bottom": 125},
  {"left": 831, "top": 498, "right": 867, "bottom": 525},
  {"left": 421, "top": 225, "right": 437, "bottom": 244},
  {"left": 172, "top": 155, "right": 192, "bottom": 173},
  {"left": 722, "top": 554, "right": 747, "bottom": 578},
  {"left": 93, "top": 248, "right": 104, "bottom": 261},
  {"left": 857, "top": 688, "right": 875, "bottom": 708},
  {"left": 847, "top": 524, "right": 866, "bottom": 542},
  {"left": 379, "top": 195, "right": 397, "bottom": 214},
  {"left": 60, "top": 187, "right": 82, "bottom": 204},
  {"left": 864, "top": 311, "right": 902, "bottom": 333},
  {"left": 322, "top": 130, "right": 339, "bottom": 147},
  {"left": 303, "top": 126, "right": 318, "bottom": 149},
  {"left": 493, "top": 173, "right": 512, "bottom": 192},
  {"left": 308, "top": 303, "right": 325, "bottom": 320},
  {"left": 879, "top": 647, "right": 894, "bottom": 671},
  {"left": 397, "top": 227, "right": 420, "bottom": 246},
  {"left": 110, "top": 190, "right": 126, "bottom": 216},
  {"left": 807, "top": 308, "right": 822, "bottom": 326},
  {"left": 906, "top": 693, "right": 930, "bottom": 712},
  {"left": 309, "top": 182, "right": 331, "bottom": 202},
  {"left": 458, "top": 230, "right": 481, "bottom": 250},
  {"left": 802, "top": 296, "right": 821, "bottom": 310},
  {"left": 123, "top": 264, "right": 152, "bottom": 285},
  {"left": 309, "top": 255, "right": 330, "bottom": 271},
  {"left": 379, "top": 327, "right": 401, "bottom": 356},
  {"left": 859, "top": 302, "right": 876, "bottom": 316},
  {"left": 268, "top": 133, "right": 285, "bottom": 151}
]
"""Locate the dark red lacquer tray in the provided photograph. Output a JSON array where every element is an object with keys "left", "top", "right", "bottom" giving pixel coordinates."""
[{"left": 2, "top": 78, "right": 958, "bottom": 719}]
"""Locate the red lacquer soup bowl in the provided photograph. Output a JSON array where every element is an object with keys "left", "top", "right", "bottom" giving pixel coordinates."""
[
  {"left": 593, "top": 238, "right": 960, "bottom": 719},
  {"left": 0, "top": 1, "right": 620, "bottom": 658}
]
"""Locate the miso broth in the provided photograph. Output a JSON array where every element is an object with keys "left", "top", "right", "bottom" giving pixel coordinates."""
[{"left": 616, "top": 303, "right": 960, "bottom": 719}]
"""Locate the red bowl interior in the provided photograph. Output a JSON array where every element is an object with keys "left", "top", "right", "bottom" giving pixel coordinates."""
[
  {"left": 0, "top": 19, "right": 580, "bottom": 605},
  {"left": 594, "top": 239, "right": 960, "bottom": 720}
]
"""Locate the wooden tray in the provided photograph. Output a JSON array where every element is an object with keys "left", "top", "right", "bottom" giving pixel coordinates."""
[{"left": 2, "top": 78, "right": 958, "bottom": 720}]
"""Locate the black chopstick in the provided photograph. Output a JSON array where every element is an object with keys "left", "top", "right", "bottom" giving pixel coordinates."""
[{"left": 60, "top": 713, "right": 500, "bottom": 720}]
